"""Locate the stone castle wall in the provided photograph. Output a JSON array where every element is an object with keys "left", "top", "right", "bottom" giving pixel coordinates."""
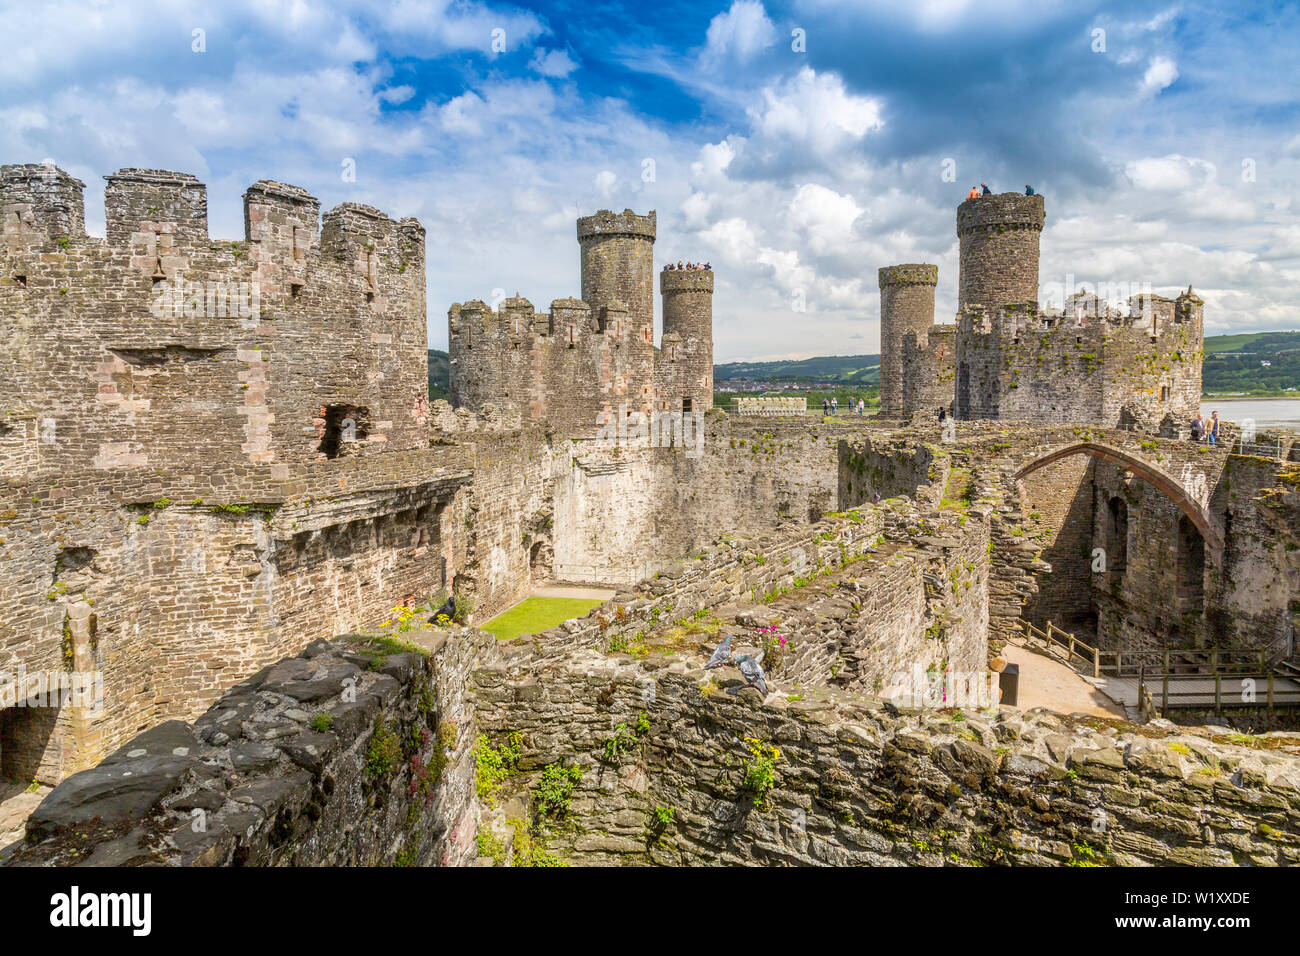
[
  {"left": 955, "top": 298, "right": 1203, "bottom": 427},
  {"left": 901, "top": 325, "right": 956, "bottom": 419},
  {"left": 475, "top": 659, "right": 1300, "bottom": 866},
  {"left": 0, "top": 162, "right": 459, "bottom": 786},
  {"left": 3, "top": 629, "right": 491, "bottom": 867},
  {"left": 956, "top": 192, "right": 1044, "bottom": 312},
  {"left": 2, "top": 164, "right": 429, "bottom": 475},
  {"left": 878, "top": 264, "right": 938, "bottom": 418},
  {"left": 9, "top": 423, "right": 1300, "bottom": 867},
  {"left": 883, "top": 192, "right": 1204, "bottom": 429},
  {"left": 448, "top": 209, "right": 713, "bottom": 435},
  {"left": 657, "top": 268, "right": 713, "bottom": 415}
]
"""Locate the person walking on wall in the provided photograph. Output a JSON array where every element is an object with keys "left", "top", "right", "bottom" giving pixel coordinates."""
[
  {"left": 981, "top": 183, "right": 992, "bottom": 196},
  {"left": 1025, "top": 184, "right": 1035, "bottom": 196},
  {"left": 822, "top": 398, "right": 829, "bottom": 416},
  {"left": 1208, "top": 411, "right": 1220, "bottom": 446},
  {"left": 966, "top": 186, "right": 979, "bottom": 200},
  {"left": 830, "top": 397, "right": 838, "bottom": 414},
  {"left": 1190, "top": 413, "right": 1204, "bottom": 442}
]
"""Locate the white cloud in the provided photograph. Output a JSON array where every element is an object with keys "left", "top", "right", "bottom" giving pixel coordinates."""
[
  {"left": 788, "top": 183, "right": 862, "bottom": 255},
  {"left": 691, "top": 140, "right": 735, "bottom": 180},
  {"left": 1125, "top": 154, "right": 1213, "bottom": 191},
  {"left": 593, "top": 169, "right": 617, "bottom": 200},
  {"left": 749, "top": 67, "right": 883, "bottom": 154},
  {"left": 3, "top": 0, "right": 1298, "bottom": 363},
  {"left": 530, "top": 48, "right": 579, "bottom": 78},
  {"left": 703, "top": 1, "right": 778, "bottom": 64},
  {"left": 1139, "top": 55, "right": 1179, "bottom": 97},
  {"left": 701, "top": 217, "right": 760, "bottom": 264}
]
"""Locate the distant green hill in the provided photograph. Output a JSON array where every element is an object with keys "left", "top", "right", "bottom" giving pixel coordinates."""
[
  {"left": 1203, "top": 331, "right": 1300, "bottom": 395},
  {"left": 714, "top": 354, "right": 880, "bottom": 385},
  {"left": 429, "top": 349, "right": 449, "bottom": 400}
]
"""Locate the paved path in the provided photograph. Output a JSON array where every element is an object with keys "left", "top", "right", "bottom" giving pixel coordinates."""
[
  {"left": 530, "top": 585, "right": 615, "bottom": 600},
  {"left": 1001, "top": 642, "right": 1128, "bottom": 718}
]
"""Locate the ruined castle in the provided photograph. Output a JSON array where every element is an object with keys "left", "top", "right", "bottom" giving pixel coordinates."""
[
  {"left": 3, "top": 165, "right": 1299, "bottom": 869},
  {"left": 448, "top": 209, "right": 714, "bottom": 430},
  {"left": 879, "top": 193, "right": 1204, "bottom": 429}
]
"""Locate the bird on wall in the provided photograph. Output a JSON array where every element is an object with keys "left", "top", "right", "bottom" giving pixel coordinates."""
[
  {"left": 729, "top": 653, "right": 769, "bottom": 698},
  {"left": 704, "top": 634, "right": 733, "bottom": 670}
]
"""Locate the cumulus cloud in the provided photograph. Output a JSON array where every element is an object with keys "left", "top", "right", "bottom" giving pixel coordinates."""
[
  {"left": 530, "top": 48, "right": 579, "bottom": 78},
  {"left": 703, "top": 1, "right": 778, "bottom": 64},
  {"left": 749, "top": 67, "right": 883, "bottom": 153},
  {"left": 788, "top": 183, "right": 862, "bottom": 255},
  {"left": 1125, "top": 154, "right": 1214, "bottom": 191},
  {"left": 2, "top": 0, "right": 1297, "bottom": 362},
  {"left": 1139, "top": 55, "right": 1179, "bottom": 97}
]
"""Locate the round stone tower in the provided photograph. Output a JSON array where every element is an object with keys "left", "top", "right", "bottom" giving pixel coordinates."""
[
  {"left": 577, "top": 209, "right": 657, "bottom": 413},
  {"left": 577, "top": 209, "right": 656, "bottom": 331},
  {"left": 878, "top": 263, "right": 938, "bottom": 419},
  {"left": 660, "top": 268, "right": 714, "bottom": 414},
  {"left": 956, "top": 193, "right": 1045, "bottom": 313}
]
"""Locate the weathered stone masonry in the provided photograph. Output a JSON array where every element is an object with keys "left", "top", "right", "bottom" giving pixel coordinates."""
[
  {"left": 879, "top": 191, "right": 1204, "bottom": 429},
  {"left": 448, "top": 209, "right": 714, "bottom": 434},
  {"left": 0, "top": 163, "right": 461, "bottom": 784}
]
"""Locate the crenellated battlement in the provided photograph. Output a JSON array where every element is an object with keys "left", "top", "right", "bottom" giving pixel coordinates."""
[
  {"left": 105, "top": 168, "right": 209, "bottom": 246},
  {"left": 883, "top": 191, "right": 1204, "bottom": 428},
  {"left": 1, "top": 163, "right": 86, "bottom": 241},
  {"left": 1, "top": 165, "right": 423, "bottom": 280},
  {"left": 956, "top": 192, "right": 1045, "bottom": 237},
  {"left": 1, "top": 161, "right": 429, "bottom": 476},
  {"left": 878, "top": 263, "right": 938, "bottom": 288},
  {"left": 576, "top": 208, "right": 656, "bottom": 242},
  {"left": 449, "top": 209, "right": 711, "bottom": 427},
  {"left": 660, "top": 268, "right": 714, "bottom": 294},
  {"left": 959, "top": 291, "right": 1203, "bottom": 340}
]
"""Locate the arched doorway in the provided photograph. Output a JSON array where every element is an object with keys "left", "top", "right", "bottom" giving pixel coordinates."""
[{"left": 528, "top": 537, "right": 553, "bottom": 583}]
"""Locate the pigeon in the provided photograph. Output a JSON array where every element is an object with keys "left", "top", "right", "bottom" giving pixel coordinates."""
[
  {"left": 729, "top": 653, "right": 769, "bottom": 698},
  {"left": 704, "top": 635, "right": 733, "bottom": 670}
]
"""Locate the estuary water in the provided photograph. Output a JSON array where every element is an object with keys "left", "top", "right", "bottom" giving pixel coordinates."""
[{"left": 1198, "top": 398, "right": 1300, "bottom": 431}]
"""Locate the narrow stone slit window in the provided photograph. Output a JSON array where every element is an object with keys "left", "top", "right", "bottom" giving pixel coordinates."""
[
  {"left": 682, "top": 398, "right": 693, "bottom": 412},
  {"left": 1160, "top": 385, "right": 1169, "bottom": 402}
]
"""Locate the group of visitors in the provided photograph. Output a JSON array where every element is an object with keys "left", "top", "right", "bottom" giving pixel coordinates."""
[
  {"left": 1190, "top": 411, "right": 1220, "bottom": 445},
  {"left": 964, "top": 183, "right": 1036, "bottom": 199},
  {"left": 821, "top": 397, "right": 868, "bottom": 416},
  {"left": 663, "top": 260, "right": 710, "bottom": 271}
]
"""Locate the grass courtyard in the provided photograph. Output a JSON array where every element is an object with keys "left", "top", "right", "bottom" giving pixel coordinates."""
[{"left": 482, "top": 596, "right": 605, "bottom": 640}]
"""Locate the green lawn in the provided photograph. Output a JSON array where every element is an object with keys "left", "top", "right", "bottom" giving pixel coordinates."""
[{"left": 482, "top": 597, "right": 605, "bottom": 640}]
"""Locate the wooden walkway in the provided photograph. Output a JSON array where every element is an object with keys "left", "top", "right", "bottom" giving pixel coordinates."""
[
  {"left": 1090, "top": 673, "right": 1300, "bottom": 712},
  {"left": 1017, "top": 620, "right": 1300, "bottom": 717}
]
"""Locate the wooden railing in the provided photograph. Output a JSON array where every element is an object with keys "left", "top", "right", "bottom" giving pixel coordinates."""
[
  {"left": 1021, "top": 620, "right": 1100, "bottom": 678},
  {"left": 1098, "top": 647, "right": 1271, "bottom": 678},
  {"left": 1138, "top": 666, "right": 1300, "bottom": 712}
]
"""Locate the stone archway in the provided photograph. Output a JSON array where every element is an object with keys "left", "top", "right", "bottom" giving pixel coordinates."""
[
  {"left": 528, "top": 537, "right": 554, "bottom": 583},
  {"left": 1012, "top": 441, "right": 1222, "bottom": 558}
]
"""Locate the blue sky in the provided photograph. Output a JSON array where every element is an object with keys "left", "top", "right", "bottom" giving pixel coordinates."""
[{"left": 3, "top": 0, "right": 1298, "bottom": 360}]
